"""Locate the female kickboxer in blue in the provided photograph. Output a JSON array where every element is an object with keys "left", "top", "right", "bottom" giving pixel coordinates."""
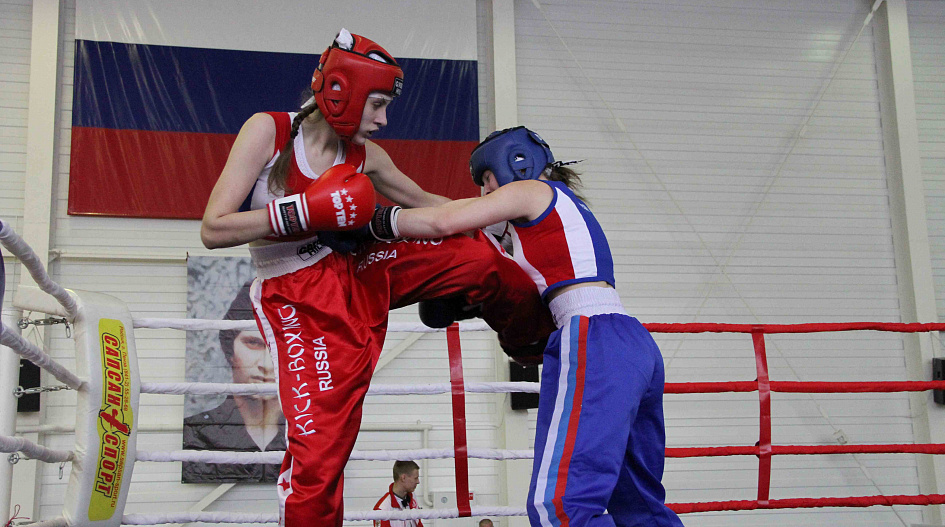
[{"left": 372, "top": 127, "right": 684, "bottom": 527}]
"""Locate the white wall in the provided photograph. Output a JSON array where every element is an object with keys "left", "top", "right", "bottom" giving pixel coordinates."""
[
  {"left": 910, "top": 0, "right": 945, "bottom": 323},
  {"left": 0, "top": 0, "right": 30, "bottom": 308},
  {"left": 0, "top": 0, "right": 29, "bottom": 222},
  {"left": 3, "top": 0, "right": 945, "bottom": 526},
  {"left": 513, "top": 0, "right": 918, "bottom": 525}
]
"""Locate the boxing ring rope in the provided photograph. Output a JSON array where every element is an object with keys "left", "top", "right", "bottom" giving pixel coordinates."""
[
  {"left": 0, "top": 220, "right": 82, "bottom": 390},
  {"left": 118, "top": 506, "right": 530, "bottom": 525},
  {"left": 7, "top": 220, "right": 945, "bottom": 525},
  {"left": 0, "top": 328, "right": 83, "bottom": 391},
  {"left": 0, "top": 221, "right": 76, "bottom": 319},
  {"left": 139, "top": 380, "right": 539, "bottom": 396},
  {"left": 9, "top": 320, "right": 945, "bottom": 524},
  {"left": 113, "top": 319, "right": 945, "bottom": 519},
  {"left": 128, "top": 318, "right": 945, "bottom": 519},
  {"left": 10, "top": 315, "right": 945, "bottom": 520},
  {"left": 139, "top": 376, "right": 945, "bottom": 397},
  {"left": 133, "top": 317, "right": 484, "bottom": 333},
  {"left": 0, "top": 435, "right": 73, "bottom": 464},
  {"left": 131, "top": 442, "right": 945, "bottom": 463}
]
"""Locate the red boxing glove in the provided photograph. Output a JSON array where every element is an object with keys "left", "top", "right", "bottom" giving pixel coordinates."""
[
  {"left": 267, "top": 164, "right": 376, "bottom": 237},
  {"left": 500, "top": 336, "right": 547, "bottom": 366}
]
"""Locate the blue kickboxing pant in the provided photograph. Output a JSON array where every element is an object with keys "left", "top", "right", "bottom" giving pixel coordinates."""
[{"left": 527, "top": 314, "right": 684, "bottom": 527}]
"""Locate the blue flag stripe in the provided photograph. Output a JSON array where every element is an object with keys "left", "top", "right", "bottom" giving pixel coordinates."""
[{"left": 73, "top": 39, "right": 478, "bottom": 141}]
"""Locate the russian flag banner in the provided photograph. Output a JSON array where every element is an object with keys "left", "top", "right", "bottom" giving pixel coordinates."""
[{"left": 69, "top": 1, "right": 480, "bottom": 219}]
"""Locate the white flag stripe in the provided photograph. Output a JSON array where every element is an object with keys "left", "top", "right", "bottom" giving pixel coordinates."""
[
  {"left": 554, "top": 188, "right": 599, "bottom": 281},
  {"left": 75, "top": 0, "right": 477, "bottom": 60}
]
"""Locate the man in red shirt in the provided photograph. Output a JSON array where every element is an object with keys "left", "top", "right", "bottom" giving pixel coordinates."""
[{"left": 374, "top": 460, "right": 423, "bottom": 527}]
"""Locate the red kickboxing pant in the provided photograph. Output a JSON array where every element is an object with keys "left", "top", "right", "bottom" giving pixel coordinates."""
[
  {"left": 251, "top": 233, "right": 553, "bottom": 527},
  {"left": 354, "top": 231, "right": 555, "bottom": 348},
  {"left": 252, "top": 251, "right": 385, "bottom": 527}
]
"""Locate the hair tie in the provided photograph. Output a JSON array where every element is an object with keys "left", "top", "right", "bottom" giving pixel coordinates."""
[{"left": 553, "top": 159, "right": 584, "bottom": 168}]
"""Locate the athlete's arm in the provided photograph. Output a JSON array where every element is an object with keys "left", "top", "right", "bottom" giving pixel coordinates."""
[
  {"left": 363, "top": 141, "right": 449, "bottom": 208},
  {"left": 394, "top": 180, "right": 553, "bottom": 238},
  {"left": 201, "top": 113, "right": 277, "bottom": 249}
]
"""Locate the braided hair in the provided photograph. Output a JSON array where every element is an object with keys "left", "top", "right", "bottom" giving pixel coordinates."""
[{"left": 267, "top": 102, "right": 321, "bottom": 195}]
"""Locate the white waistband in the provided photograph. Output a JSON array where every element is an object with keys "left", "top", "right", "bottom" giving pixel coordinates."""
[
  {"left": 547, "top": 287, "right": 627, "bottom": 329},
  {"left": 249, "top": 236, "right": 332, "bottom": 280}
]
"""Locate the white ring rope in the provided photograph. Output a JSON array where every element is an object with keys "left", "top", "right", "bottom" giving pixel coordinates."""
[
  {"left": 0, "top": 433, "right": 74, "bottom": 463},
  {"left": 0, "top": 324, "right": 83, "bottom": 389},
  {"left": 121, "top": 506, "right": 527, "bottom": 525},
  {"left": 347, "top": 506, "right": 526, "bottom": 521},
  {"left": 26, "top": 518, "right": 70, "bottom": 527},
  {"left": 366, "top": 381, "right": 540, "bottom": 395},
  {"left": 140, "top": 381, "right": 540, "bottom": 396},
  {"left": 121, "top": 513, "right": 277, "bottom": 525},
  {"left": 2, "top": 220, "right": 527, "bottom": 526},
  {"left": 0, "top": 220, "right": 77, "bottom": 319},
  {"left": 3, "top": 444, "right": 532, "bottom": 468},
  {"left": 134, "top": 319, "right": 256, "bottom": 331},
  {"left": 0, "top": 374, "right": 537, "bottom": 466},
  {"left": 136, "top": 447, "right": 534, "bottom": 464},
  {"left": 141, "top": 382, "right": 277, "bottom": 396},
  {"left": 133, "top": 318, "right": 491, "bottom": 333}
]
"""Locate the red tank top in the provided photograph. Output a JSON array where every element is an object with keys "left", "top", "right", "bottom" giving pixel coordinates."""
[
  {"left": 240, "top": 112, "right": 367, "bottom": 213},
  {"left": 265, "top": 111, "right": 367, "bottom": 195}
]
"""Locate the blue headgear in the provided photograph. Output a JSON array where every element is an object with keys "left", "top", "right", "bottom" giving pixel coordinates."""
[{"left": 470, "top": 126, "right": 554, "bottom": 187}]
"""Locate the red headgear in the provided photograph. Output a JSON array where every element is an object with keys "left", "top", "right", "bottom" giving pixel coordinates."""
[{"left": 311, "top": 30, "right": 404, "bottom": 140}]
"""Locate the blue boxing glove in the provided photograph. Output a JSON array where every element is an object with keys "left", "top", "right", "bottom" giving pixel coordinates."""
[
  {"left": 500, "top": 335, "right": 548, "bottom": 366},
  {"left": 321, "top": 203, "right": 405, "bottom": 252},
  {"left": 418, "top": 296, "right": 484, "bottom": 329},
  {"left": 316, "top": 224, "right": 373, "bottom": 254},
  {"left": 317, "top": 204, "right": 382, "bottom": 253}
]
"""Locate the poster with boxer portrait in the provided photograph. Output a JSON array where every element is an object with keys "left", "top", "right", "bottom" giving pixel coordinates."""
[{"left": 182, "top": 256, "right": 284, "bottom": 483}]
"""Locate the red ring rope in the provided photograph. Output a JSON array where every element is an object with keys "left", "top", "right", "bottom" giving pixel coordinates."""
[
  {"left": 645, "top": 321, "right": 945, "bottom": 333},
  {"left": 442, "top": 322, "right": 945, "bottom": 515},
  {"left": 665, "top": 380, "right": 945, "bottom": 393},
  {"left": 446, "top": 324, "right": 472, "bottom": 517},
  {"left": 669, "top": 443, "right": 945, "bottom": 457},
  {"left": 669, "top": 493, "right": 945, "bottom": 513},
  {"left": 655, "top": 321, "right": 945, "bottom": 513},
  {"left": 751, "top": 328, "right": 772, "bottom": 504}
]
